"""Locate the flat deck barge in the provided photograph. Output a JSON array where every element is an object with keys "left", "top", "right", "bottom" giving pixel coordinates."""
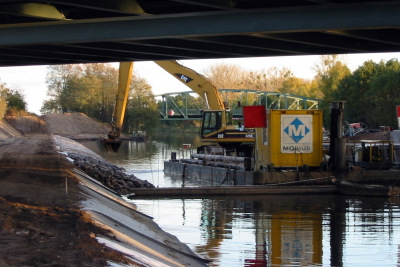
[{"left": 128, "top": 185, "right": 337, "bottom": 198}]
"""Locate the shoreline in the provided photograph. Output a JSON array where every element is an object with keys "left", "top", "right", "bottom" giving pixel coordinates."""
[{"left": 0, "top": 133, "right": 208, "bottom": 266}]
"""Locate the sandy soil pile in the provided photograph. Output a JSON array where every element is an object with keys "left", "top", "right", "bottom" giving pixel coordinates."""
[
  {"left": 42, "top": 113, "right": 110, "bottom": 139},
  {"left": 3, "top": 113, "right": 110, "bottom": 140},
  {"left": 4, "top": 116, "right": 46, "bottom": 135}
]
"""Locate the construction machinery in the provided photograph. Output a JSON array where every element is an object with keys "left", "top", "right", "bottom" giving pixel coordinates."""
[
  {"left": 106, "top": 61, "right": 324, "bottom": 170},
  {"left": 104, "top": 62, "right": 133, "bottom": 152},
  {"left": 106, "top": 60, "right": 255, "bottom": 154},
  {"left": 154, "top": 60, "right": 255, "bottom": 156},
  {"left": 155, "top": 61, "right": 325, "bottom": 169}
]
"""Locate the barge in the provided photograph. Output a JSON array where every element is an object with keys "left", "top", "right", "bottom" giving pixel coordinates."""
[{"left": 158, "top": 103, "right": 400, "bottom": 197}]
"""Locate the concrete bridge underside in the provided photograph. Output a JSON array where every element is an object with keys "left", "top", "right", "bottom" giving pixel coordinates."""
[{"left": 0, "top": 1, "right": 400, "bottom": 67}]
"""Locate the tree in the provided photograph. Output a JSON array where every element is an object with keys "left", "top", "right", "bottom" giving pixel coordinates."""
[
  {"left": 314, "top": 55, "right": 351, "bottom": 100},
  {"left": 81, "top": 63, "right": 118, "bottom": 121},
  {"left": 43, "top": 63, "right": 118, "bottom": 121},
  {"left": 0, "top": 79, "right": 8, "bottom": 117},
  {"left": 44, "top": 64, "right": 82, "bottom": 113},
  {"left": 124, "top": 75, "right": 159, "bottom": 134},
  {"left": 203, "top": 62, "right": 301, "bottom": 109},
  {"left": 333, "top": 59, "right": 400, "bottom": 128},
  {"left": 249, "top": 66, "right": 292, "bottom": 92},
  {"left": 281, "top": 76, "right": 314, "bottom": 96},
  {"left": 204, "top": 62, "right": 294, "bottom": 92},
  {"left": 42, "top": 63, "right": 159, "bottom": 135},
  {"left": 203, "top": 62, "right": 246, "bottom": 89},
  {"left": 313, "top": 55, "right": 351, "bottom": 127},
  {"left": 6, "top": 89, "right": 27, "bottom": 112},
  {"left": 370, "top": 68, "right": 400, "bottom": 127},
  {"left": 0, "top": 79, "right": 27, "bottom": 116}
]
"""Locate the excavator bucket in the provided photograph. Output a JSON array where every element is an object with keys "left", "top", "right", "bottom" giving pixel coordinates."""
[{"left": 103, "top": 139, "right": 122, "bottom": 152}]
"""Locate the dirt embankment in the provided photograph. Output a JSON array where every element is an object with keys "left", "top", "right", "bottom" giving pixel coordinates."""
[
  {"left": 42, "top": 113, "right": 110, "bottom": 139},
  {"left": 0, "top": 192, "right": 129, "bottom": 267},
  {"left": 0, "top": 119, "right": 23, "bottom": 139},
  {"left": 0, "top": 135, "right": 137, "bottom": 266},
  {"left": 0, "top": 115, "right": 167, "bottom": 266},
  {"left": 4, "top": 112, "right": 110, "bottom": 139}
]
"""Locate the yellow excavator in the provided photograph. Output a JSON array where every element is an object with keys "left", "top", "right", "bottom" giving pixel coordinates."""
[
  {"left": 106, "top": 60, "right": 255, "bottom": 154},
  {"left": 104, "top": 62, "right": 133, "bottom": 152},
  {"left": 154, "top": 60, "right": 255, "bottom": 156}
]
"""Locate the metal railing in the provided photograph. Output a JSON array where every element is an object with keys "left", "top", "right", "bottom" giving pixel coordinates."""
[{"left": 157, "top": 89, "right": 321, "bottom": 120}]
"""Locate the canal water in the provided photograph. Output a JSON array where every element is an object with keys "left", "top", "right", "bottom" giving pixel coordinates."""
[{"left": 81, "top": 133, "right": 400, "bottom": 267}]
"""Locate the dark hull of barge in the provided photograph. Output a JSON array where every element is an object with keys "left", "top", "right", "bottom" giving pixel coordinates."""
[
  {"left": 164, "top": 160, "right": 333, "bottom": 186},
  {"left": 159, "top": 160, "right": 400, "bottom": 197},
  {"left": 334, "top": 181, "right": 400, "bottom": 196}
]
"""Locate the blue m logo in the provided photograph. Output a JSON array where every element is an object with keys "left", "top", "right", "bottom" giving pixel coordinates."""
[{"left": 283, "top": 118, "right": 310, "bottom": 143}]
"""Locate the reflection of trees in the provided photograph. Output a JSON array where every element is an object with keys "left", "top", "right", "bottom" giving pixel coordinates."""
[
  {"left": 81, "top": 140, "right": 159, "bottom": 161},
  {"left": 153, "top": 131, "right": 202, "bottom": 149},
  {"left": 83, "top": 136, "right": 400, "bottom": 266},
  {"left": 195, "top": 199, "right": 234, "bottom": 261},
  {"left": 328, "top": 195, "right": 399, "bottom": 267}
]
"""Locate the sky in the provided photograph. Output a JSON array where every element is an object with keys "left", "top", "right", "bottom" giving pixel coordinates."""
[{"left": 1, "top": 52, "right": 400, "bottom": 114}]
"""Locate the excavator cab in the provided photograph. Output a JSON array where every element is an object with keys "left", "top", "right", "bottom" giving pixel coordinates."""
[
  {"left": 201, "top": 109, "right": 236, "bottom": 138},
  {"left": 201, "top": 111, "right": 222, "bottom": 137},
  {"left": 225, "top": 109, "right": 233, "bottom": 125},
  {"left": 200, "top": 108, "right": 255, "bottom": 156}
]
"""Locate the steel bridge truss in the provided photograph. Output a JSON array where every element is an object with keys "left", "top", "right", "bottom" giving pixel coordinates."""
[{"left": 158, "top": 89, "right": 321, "bottom": 120}]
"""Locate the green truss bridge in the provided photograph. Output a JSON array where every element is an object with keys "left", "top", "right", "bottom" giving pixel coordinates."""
[{"left": 157, "top": 89, "right": 321, "bottom": 121}]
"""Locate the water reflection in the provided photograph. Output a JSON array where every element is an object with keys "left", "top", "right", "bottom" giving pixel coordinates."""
[
  {"left": 79, "top": 138, "right": 400, "bottom": 266},
  {"left": 80, "top": 134, "right": 203, "bottom": 187},
  {"left": 197, "top": 195, "right": 328, "bottom": 266},
  {"left": 132, "top": 195, "right": 400, "bottom": 267}
]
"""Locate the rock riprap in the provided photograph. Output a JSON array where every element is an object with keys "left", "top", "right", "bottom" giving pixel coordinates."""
[{"left": 68, "top": 152, "right": 154, "bottom": 195}]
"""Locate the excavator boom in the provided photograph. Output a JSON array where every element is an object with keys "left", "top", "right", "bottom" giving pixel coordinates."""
[
  {"left": 112, "top": 62, "right": 134, "bottom": 131},
  {"left": 104, "top": 62, "right": 134, "bottom": 152},
  {"left": 106, "top": 60, "right": 255, "bottom": 155},
  {"left": 154, "top": 60, "right": 226, "bottom": 110},
  {"left": 155, "top": 60, "right": 255, "bottom": 154}
]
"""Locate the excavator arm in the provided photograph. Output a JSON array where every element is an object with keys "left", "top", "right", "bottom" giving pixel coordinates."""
[
  {"left": 107, "top": 60, "right": 255, "bottom": 155},
  {"left": 104, "top": 62, "right": 133, "bottom": 152},
  {"left": 155, "top": 60, "right": 255, "bottom": 155},
  {"left": 109, "top": 60, "right": 225, "bottom": 141},
  {"left": 110, "top": 62, "right": 134, "bottom": 137},
  {"left": 154, "top": 60, "right": 226, "bottom": 110}
]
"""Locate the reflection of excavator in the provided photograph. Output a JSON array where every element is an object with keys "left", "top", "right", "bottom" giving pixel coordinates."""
[{"left": 154, "top": 60, "right": 255, "bottom": 155}]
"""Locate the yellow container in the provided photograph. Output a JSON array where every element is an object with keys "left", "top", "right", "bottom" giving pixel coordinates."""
[{"left": 265, "top": 109, "right": 323, "bottom": 168}]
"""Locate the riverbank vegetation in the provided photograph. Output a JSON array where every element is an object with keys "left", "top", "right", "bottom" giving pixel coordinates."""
[
  {"left": 40, "top": 63, "right": 159, "bottom": 135},
  {"left": 197, "top": 55, "right": 400, "bottom": 129},
  {"left": 0, "top": 81, "right": 27, "bottom": 118},
  {"left": 1, "top": 55, "right": 399, "bottom": 133}
]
